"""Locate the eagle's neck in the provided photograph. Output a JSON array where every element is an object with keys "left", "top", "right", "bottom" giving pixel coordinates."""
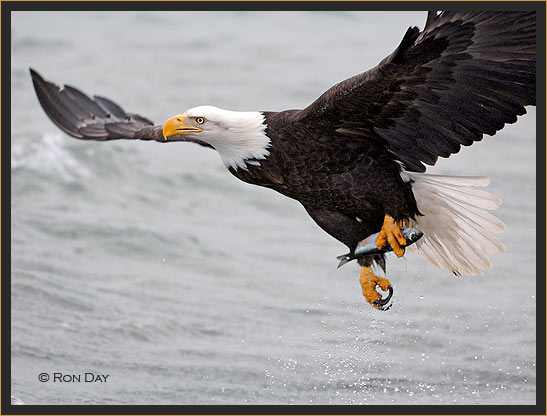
[{"left": 191, "top": 106, "right": 270, "bottom": 170}]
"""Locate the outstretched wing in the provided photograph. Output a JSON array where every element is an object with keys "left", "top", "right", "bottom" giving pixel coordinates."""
[
  {"left": 297, "top": 11, "right": 536, "bottom": 172},
  {"left": 30, "top": 69, "right": 214, "bottom": 148},
  {"left": 30, "top": 68, "right": 165, "bottom": 142}
]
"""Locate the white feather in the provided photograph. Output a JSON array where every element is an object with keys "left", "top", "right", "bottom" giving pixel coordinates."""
[
  {"left": 183, "top": 106, "right": 270, "bottom": 170},
  {"left": 406, "top": 172, "right": 506, "bottom": 276}
]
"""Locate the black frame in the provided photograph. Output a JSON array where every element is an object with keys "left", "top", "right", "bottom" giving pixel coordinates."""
[{"left": 2, "top": 2, "right": 545, "bottom": 415}]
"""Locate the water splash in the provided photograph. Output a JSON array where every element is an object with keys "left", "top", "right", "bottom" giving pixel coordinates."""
[{"left": 11, "top": 132, "right": 91, "bottom": 182}]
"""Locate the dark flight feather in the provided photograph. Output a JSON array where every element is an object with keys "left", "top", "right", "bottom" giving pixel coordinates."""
[
  {"left": 30, "top": 68, "right": 158, "bottom": 141},
  {"left": 297, "top": 11, "right": 536, "bottom": 172},
  {"left": 30, "top": 68, "right": 214, "bottom": 147}
]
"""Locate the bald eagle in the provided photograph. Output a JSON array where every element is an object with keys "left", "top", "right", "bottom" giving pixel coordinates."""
[{"left": 31, "top": 11, "right": 536, "bottom": 310}]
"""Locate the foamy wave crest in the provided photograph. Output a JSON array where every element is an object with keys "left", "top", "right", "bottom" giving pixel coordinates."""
[{"left": 11, "top": 133, "right": 91, "bottom": 182}]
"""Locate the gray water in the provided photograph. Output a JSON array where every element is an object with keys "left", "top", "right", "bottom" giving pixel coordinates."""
[{"left": 10, "top": 11, "right": 537, "bottom": 405}]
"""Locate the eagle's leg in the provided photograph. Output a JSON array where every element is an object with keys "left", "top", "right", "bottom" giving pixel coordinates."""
[
  {"left": 375, "top": 214, "right": 407, "bottom": 257},
  {"left": 359, "top": 265, "right": 393, "bottom": 310},
  {"left": 302, "top": 206, "right": 394, "bottom": 309}
]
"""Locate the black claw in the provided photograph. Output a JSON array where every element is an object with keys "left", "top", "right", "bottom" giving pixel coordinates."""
[{"left": 373, "top": 285, "right": 393, "bottom": 311}]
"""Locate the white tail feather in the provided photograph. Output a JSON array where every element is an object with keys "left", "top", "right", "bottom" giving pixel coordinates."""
[{"left": 406, "top": 172, "right": 505, "bottom": 276}]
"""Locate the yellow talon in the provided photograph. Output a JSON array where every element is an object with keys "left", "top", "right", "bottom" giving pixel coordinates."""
[
  {"left": 375, "top": 214, "right": 407, "bottom": 257},
  {"left": 359, "top": 266, "right": 393, "bottom": 310}
]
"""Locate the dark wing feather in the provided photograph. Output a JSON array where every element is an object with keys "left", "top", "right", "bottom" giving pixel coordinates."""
[
  {"left": 30, "top": 68, "right": 164, "bottom": 142},
  {"left": 31, "top": 69, "right": 215, "bottom": 148},
  {"left": 297, "top": 11, "right": 536, "bottom": 172},
  {"left": 31, "top": 68, "right": 167, "bottom": 143}
]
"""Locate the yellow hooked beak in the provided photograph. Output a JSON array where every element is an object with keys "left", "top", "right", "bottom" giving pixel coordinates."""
[{"left": 162, "top": 115, "right": 203, "bottom": 139}]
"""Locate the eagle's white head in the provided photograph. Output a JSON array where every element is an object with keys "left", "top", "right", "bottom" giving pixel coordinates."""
[{"left": 162, "top": 106, "right": 270, "bottom": 170}]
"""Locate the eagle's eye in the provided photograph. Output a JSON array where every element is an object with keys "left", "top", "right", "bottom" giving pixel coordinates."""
[{"left": 195, "top": 117, "right": 206, "bottom": 125}]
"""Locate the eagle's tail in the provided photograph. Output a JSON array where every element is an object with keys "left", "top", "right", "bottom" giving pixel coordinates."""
[{"left": 405, "top": 172, "right": 506, "bottom": 276}]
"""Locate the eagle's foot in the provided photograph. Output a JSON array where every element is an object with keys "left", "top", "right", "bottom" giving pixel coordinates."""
[
  {"left": 359, "top": 265, "right": 393, "bottom": 311},
  {"left": 375, "top": 214, "right": 406, "bottom": 258}
]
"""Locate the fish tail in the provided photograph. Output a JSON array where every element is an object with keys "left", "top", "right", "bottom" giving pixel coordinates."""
[{"left": 336, "top": 254, "right": 353, "bottom": 269}]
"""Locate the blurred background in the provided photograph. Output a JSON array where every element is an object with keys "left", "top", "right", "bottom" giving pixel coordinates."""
[{"left": 10, "top": 11, "right": 536, "bottom": 405}]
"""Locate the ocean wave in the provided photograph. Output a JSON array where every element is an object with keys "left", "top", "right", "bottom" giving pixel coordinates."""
[{"left": 11, "top": 132, "right": 91, "bottom": 182}]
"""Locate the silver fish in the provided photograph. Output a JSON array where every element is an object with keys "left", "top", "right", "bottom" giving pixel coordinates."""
[{"left": 337, "top": 227, "right": 423, "bottom": 268}]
